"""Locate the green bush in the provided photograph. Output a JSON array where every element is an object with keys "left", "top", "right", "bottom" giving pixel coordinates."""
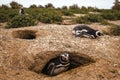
[
  {"left": 0, "top": 8, "right": 18, "bottom": 22},
  {"left": 8, "top": 12, "right": 18, "bottom": 19},
  {"left": 37, "top": 11, "right": 62, "bottom": 24},
  {"left": 6, "top": 15, "right": 38, "bottom": 28},
  {"left": 86, "top": 14, "right": 103, "bottom": 22},
  {"left": 62, "top": 10, "right": 73, "bottom": 16},
  {"left": 25, "top": 8, "right": 62, "bottom": 24},
  {"left": 0, "top": 13, "right": 18, "bottom": 22},
  {"left": 69, "top": 9, "right": 88, "bottom": 14},
  {"left": 102, "top": 22, "right": 120, "bottom": 36},
  {"left": 38, "top": 15, "right": 51, "bottom": 23},
  {"left": 0, "top": 13, "right": 8, "bottom": 22},
  {"left": 76, "top": 14, "right": 103, "bottom": 24},
  {"left": 100, "top": 20, "right": 110, "bottom": 25},
  {"left": 101, "top": 12, "right": 120, "bottom": 20},
  {"left": 76, "top": 16, "right": 90, "bottom": 24},
  {"left": 109, "top": 25, "right": 120, "bottom": 36}
]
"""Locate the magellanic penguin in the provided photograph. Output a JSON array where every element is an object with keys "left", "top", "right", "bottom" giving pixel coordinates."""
[
  {"left": 72, "top": 25, "right": 103, "bottom": 38},
  {"left": 41, "top": 52, "right": 70, "bottom": 76},
  {"left": 19, "top": 7, "right": 25, "bottom": 15}
]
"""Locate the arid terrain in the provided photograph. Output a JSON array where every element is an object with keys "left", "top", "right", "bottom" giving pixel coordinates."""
[{"left": 0, "top": 22, "right": 120, "bottom": 80}]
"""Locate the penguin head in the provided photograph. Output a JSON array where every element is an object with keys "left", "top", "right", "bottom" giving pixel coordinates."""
[
  {"left": 59, "top": 52, "right": 69, "bottom": 63},
  {"left": 95, "top": 30, "right": 103, "bottom": 37}
]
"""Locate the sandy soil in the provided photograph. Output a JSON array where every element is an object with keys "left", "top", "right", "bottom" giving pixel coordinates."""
[
  {"left": 108, "top": 20, "right": 120, "bottom": 26},
  {"left": 0, "top": 23, "right": 120, "bottom": 80}
]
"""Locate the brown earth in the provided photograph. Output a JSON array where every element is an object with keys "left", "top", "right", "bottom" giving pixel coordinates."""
[
  {"left": 0, "top": 22, "right": 120, "bottom": 80},
  {"left": 108, "top": 20, "right": 120, "bottom": 26}
]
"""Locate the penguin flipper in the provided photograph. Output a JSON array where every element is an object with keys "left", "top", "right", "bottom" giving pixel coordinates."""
[{"left": 47, "top": 62, "right": 55, "bottom": 76}]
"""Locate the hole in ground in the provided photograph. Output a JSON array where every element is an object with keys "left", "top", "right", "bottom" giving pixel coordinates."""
[
  {"left": 28, "top": 51, "right": 95, "bottom": 76},
  {"left": 12, "top": 30, "right": 37, "bottom": 40},
  {"left": 69, "top": 53, "right": 95, "bottom": 70}
]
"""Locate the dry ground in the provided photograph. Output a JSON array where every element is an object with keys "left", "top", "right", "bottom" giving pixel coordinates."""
[{"left": 0, "top": 22, "right": 120, "bottom": 80}]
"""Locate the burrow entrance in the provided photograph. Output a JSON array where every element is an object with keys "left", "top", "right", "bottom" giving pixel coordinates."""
[
  {"left": 28, "top": 51, "right": 95, "bottom": 76},
  {"left": 12, "top": 30, "right": 37, "bottom": 40}
]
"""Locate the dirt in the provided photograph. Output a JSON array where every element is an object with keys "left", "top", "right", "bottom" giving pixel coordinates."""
[
  {"left": 108, "top": 20, "right": 120, "bottom": 26},
  {"left": 0, "top": 22, "right": 120, "bottom": 80}
]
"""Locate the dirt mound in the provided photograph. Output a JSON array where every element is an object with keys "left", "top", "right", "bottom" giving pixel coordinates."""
[{"left": 0, "top": 24, "right": 120, "bottom": 80}]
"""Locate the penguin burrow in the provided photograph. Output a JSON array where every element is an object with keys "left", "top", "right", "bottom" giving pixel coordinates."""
[
  {"left": 41, "top": 52, "right": 70, "bottom": 76},
  {"left": 29, "top": 51, "right": 95, "bottom": 76},
  {"left": 72, "top": 25, "right": 103, "bottom": 38},
  {"left": 12, "top": 30, "right": 36, "bottom": 40}
]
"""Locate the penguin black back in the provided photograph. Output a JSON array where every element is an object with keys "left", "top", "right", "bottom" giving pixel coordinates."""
[
  {"left": 41, "top": 52, "right": 70, "bottom": 76},
  {"left": 73, "top": 25, "right": 102, "bottom": 38},
  {"left": 41, "top": 57, "right": 60, "bottom": 75}
]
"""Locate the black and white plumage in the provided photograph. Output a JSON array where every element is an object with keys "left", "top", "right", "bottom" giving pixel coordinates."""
[
  {"left": 41, "top": 52, "right": 70, "bottom": 76},
  {"left": 19, "top": 8, "right": 24, "bottom": 15},
  {"left": 72, "top": 25, "right": 102, "bottom": 38}
]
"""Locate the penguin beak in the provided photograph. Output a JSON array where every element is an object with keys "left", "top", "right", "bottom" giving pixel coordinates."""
[
  {"left": 72, "top": 30, "right": 76, "bottom": 34},
  {"left": 65, "top": 56, "right": 69, "bottom": 60},
  {"left": 62, "top": 55, "right": 69, "bottom": 61}
]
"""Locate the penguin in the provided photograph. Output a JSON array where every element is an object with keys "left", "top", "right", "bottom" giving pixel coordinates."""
[
  {"left": 72, "top": 25, "right": 102, "bottom": 38},
  {"left": 19, "top": 7, "right": 24, "bottom": 15},
  {"left": 41, "top": 52, "right": 70, "bottom": 76}
]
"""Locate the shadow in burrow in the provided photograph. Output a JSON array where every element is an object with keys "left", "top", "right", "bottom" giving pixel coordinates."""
[
  {"left": 12, "top": 30, "right": 37, "bottom": 40},
  {"left": 28, "top": 51, "right": 95, "bottom": 76}
]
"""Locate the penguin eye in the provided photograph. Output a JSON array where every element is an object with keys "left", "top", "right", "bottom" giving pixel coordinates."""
[
  {"left": 98, "top": 32, "right": 101, "bottom": 36},
  {"left": 61, "top": 53, "right": 69, "bottom": 58},
  {"left": 63, "top": 54, "right": 67, "bottom": 57},
  {"left": 65, "top": 53, "right": 69, "bottom": 57}
]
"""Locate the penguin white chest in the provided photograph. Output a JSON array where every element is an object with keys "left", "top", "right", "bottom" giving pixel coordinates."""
[{"left": 53, "top": 66, "right": 69, "bottom": 75}]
